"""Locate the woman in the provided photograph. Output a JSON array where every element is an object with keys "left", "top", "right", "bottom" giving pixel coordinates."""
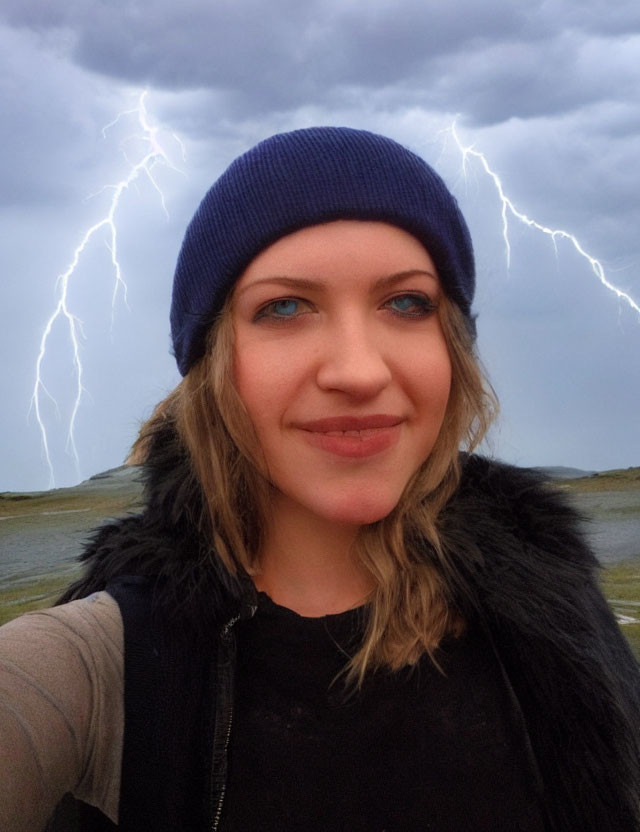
[{"left": 1, "top": 127, "right": 639, "bottom": 831}]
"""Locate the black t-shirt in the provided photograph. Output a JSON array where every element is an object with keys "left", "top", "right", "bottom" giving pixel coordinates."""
[{"left": 220, "top": 593, "right": 546, "bottom": 832}]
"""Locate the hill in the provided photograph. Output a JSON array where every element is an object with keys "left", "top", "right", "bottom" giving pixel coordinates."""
[{"left": 559, "top": 466, "right": 640, "bottom": 494}]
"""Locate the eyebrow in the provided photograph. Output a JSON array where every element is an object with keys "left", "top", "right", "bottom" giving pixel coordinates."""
[{"left": 236, "top": 269, "right": 438, "bottom": 297}]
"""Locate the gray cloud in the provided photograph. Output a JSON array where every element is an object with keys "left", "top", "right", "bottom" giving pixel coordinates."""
[{"left": 3, "top": 0, "right": 639, "bottom": 128}]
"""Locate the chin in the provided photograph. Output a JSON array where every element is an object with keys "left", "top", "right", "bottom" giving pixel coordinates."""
[{"left": 318, "top": 494, "right": 400, "bottom": 527}]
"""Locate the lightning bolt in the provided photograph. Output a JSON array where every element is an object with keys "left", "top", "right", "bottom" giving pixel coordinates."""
[
  {"left": 447, "top": 121, "right": 640, "bottom": 319},
  {"left": 30, "top": 90, "right": 183, "bottom": 489}
]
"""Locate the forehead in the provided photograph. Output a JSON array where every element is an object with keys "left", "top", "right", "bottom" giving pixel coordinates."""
[{"left": 235, "top": 220, "right": 439, "bottom": 290}]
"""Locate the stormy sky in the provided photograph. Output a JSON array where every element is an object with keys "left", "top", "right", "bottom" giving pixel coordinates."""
[{"left": 1, "top": 0, "right": 639, "bottom": 492}]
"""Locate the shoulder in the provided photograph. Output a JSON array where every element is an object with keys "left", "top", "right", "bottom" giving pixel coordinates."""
[
  {"left": 441, "top": 457, "right": 636, "bottom": 684},
  {"left": 449, "top": 459, "right": 640, "bottom": 829},
  {"left": 437, "top": 455, "right": 606, "bottom": 638},
  {"left": 1, "top": 591, "right": 123, "bottom": 659},
  {"left": 0, "top": 593, "right": 124, "bottom": 724},
  {"left": 457, "top": 454, "right": 581, "bottom": 521},
  {"left": 0, "top": 594, "right": 123, "bottom": 826},
  {"left": 448, "top": 454, "right": 596, "bottom": 570}
]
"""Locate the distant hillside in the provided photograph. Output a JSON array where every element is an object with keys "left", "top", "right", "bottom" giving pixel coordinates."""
[
  {"left": 3, "top": 462, "right": 640, "bottom": 510},
  {"left": 0, "top": 465, "right": 143, "bottom": 517},
  {"left": 560, "top": 467, "right": 640, "bottom": 494},
  {"left": 535, "top": 466, "right": 596, "bottom": 480}
]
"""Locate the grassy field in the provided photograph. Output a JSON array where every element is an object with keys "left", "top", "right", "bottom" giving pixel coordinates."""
[
  {"left": 562, "top": 466, "right": 640, "bottom": 493},
  {"left": 600, "top": 560, "right": 640, "bottom": 658},
  {"left": 0, "top": 568, "right": 82, "bottom": 627},
  {"left": 0, "top": 487, "right": 141, "bottom": 519}
]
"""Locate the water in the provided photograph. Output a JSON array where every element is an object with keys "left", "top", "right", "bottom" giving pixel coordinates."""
[
  {"left": 569, "top": 491, "right": 640, "bottom": 563},
  {"left": 0, "top": 510, "right": 106, "bottom": 584}
]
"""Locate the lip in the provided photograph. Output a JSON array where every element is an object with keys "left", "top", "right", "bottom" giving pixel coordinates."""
[
  {"left": 295, "top": 415, "right": 402, "bottom": 432},
  {"left": 294, "top": 414, "right": 403, "bottom": 459}
]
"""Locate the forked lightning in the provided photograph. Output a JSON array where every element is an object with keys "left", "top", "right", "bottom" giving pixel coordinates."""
[
  {"left": 30, "top": 107, "right": 638, "bottom": 489},
  {"left": 447, "top": 121, "right": 640, "bottom": 318},
  {"left": 30, "top": 91, "right": 182, "bottom": 488}
]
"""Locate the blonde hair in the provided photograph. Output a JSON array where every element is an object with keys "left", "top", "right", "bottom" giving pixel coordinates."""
[{"left": 130, "top": 296, "right": 497, "bottom": 685}]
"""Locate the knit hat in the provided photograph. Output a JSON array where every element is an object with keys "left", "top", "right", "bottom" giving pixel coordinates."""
[{"left": 170, "top": 126, "right": 475, "bottom": 375}]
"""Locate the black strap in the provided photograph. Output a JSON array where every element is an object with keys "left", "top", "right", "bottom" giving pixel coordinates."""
[
  {"left": 46, "top": 575, "right": 220, "bottom": 831},
  {"left": 106, "top": 575, "right": 215, "bottom": 832}
]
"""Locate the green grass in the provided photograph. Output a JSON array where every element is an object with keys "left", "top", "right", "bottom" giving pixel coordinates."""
[
  {"left": 600, "top": 561, "right": 640, "bottom": 600},
  {"left": 0, "top": 569, "right": 82, "bottom": 626},
  {"left": 562, "top": 467, "right": 640, "bottom": 493},
  {"left": 0, "top": 490, "right": 140, "bottom": 519},
  {"left": 621, "top": 627, "right": 640, "bottom": 659},
  {"left": 600, "top": 561, "right": 640, "bottom": 659}
]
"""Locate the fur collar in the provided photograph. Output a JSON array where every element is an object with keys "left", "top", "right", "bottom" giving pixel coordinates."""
[
  {"left": 440, "top": 455, "right": 640, "bottom": 829},
  {"left": 61, "top": 417, "right": 640, "bottom": 830}
]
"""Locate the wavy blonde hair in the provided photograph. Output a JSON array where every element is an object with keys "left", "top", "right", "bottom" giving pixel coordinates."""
[{"left": 131, "top": 295, "right": 497, "bottom": 685}]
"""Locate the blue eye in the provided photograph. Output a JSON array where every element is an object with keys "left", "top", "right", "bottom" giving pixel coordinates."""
[
  {"left": 256, "top": 297, "right": 311, "bottom": 321},
  {"left": 386, "top": 293, "right": 435, "bottom": 317},
  {"left": 271, "top": 299, "right": 299, "bottom": 316}
]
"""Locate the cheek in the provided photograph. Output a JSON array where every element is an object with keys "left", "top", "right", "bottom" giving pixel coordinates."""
[
  {"left": 413, "top": 366, "right": 452, "bottom": 454},
  {"left": 233, "top": 344, "right": 298, "bottom": 432},
  {"left": 409, "top": 348, "right": 452, "bottom": 410},
  {"left": 233, "top": 355, "right": 266, "bottom": 427},
  {"left": 439, "top": 359, "right": 453, "bottom": 408}
]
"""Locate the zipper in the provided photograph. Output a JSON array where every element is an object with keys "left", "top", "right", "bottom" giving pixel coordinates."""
[
  {"left": 211, "top": 614, "right": 239, "bottom": 832},
  {"left": 211, "top": 706, "right": 234, "bottom": 832},
  {"left": 210, "top": 600, "right": 256, "bottom": 832}
]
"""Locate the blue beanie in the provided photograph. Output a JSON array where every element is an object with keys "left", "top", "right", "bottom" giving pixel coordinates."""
[{"left": 170, "top": 126, "right": 475, "bottom": 375}]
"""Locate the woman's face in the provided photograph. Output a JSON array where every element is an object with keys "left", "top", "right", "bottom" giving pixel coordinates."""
[{"left": 231, "top": 220, "right": 451, "bottom": 528}]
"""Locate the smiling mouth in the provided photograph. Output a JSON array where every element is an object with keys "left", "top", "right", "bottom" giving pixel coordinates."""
[
  {"left": 295, "top": 416, "right": 403, "bottom": 458},
  {"left": 296, "top": 415, "right": 403, "bottom": 432},
  {"left": 323, "top": 428, "right": 390, "bottom": 440}
]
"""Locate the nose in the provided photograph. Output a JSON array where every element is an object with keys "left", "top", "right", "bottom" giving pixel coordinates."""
[{"left": 315, "top": 317, "right": 392, "bottom": 400}]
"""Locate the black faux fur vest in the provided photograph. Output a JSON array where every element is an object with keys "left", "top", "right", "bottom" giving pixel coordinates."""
[{"left": 62, "top": 421, "right": 640, "bottom": 831}]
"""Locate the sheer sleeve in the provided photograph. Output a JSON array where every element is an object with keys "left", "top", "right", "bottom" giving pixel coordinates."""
[{"left": 0, "top": 592, "right": 124, "bottom": 831}]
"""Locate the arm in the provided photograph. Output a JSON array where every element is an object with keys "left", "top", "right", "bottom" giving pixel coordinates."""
[{"left": 0, "top": 593, "right": 123, "bottom": 832}]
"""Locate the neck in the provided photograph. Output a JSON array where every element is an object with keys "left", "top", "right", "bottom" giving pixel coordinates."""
[{"left": 254, "top": 495, "right": 374, "bottom": 617}]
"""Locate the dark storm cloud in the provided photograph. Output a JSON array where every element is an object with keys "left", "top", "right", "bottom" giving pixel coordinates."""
[
  {"left": 1, "top": 0, "right": 639, "bottom": 491},
  {"left": 0, "top": 24, "right": 116, "bottom": 208},
  {"left": 561, "top": 0, "right": 640, "bottom": 35},
  {"left": 3, "top": 0, "right": 639, "bottom": 129}
]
